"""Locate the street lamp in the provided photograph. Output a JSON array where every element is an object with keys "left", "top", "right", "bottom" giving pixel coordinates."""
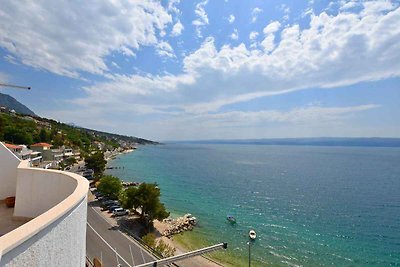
[{"left": 248, "top": 229, "right": 257, "bottom": 267}]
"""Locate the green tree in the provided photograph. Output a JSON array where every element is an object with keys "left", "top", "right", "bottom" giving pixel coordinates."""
[
  {"left": 142, "top": 233, "right": 156, "bottom": 247},
  {"left": 155, "top": 239, "right": 176, "bottom": 257},
  {"left": 122, "top": 183, "right": 169, "bottom": 225},
  {"left": 120, "top": 186, "right": 141, "bottom": 211},
  {"left": 97, "top": 175, "right": 122, "bottom": 200},
  {"left": 4, "top": 126, "right": 33, "bottom": 144},
  {"left": 52, "top": 133, "right": 64, "bottom": 147},
  {"left": 142, "top": 233, "right": 175, "bottom": 257},
  {"left": 39, "top": 128, "right": 50, "bottom": 142},
  {"left": 84, "top": 151, "right": 107, "bottom": 177},
  {"left": 64, "top": 157, "right": 77, "bottom": 166}
]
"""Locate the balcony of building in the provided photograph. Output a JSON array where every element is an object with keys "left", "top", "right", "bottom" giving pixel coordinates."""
[{"left": 0, "top": 142, "right": 89, "bottom": 266}]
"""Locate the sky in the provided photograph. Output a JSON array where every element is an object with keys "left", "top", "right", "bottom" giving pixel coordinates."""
[{"left": 0, "top": 0, "right": 399, "bottom": 141}]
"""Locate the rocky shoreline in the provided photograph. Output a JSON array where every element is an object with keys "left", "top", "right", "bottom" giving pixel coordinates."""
[{"left": 161, "top": 214, "right": 198, "bottom": 237}]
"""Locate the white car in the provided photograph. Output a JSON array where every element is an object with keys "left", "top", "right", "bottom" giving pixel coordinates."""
[{"left": 113, "top": 208, "right": 129, "bottom": 216}]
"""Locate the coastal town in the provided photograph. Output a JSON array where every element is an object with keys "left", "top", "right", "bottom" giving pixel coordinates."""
[
  {"left": 0, "top": 104, "right": 152, "bottom": 171},
  {"left": 0, "top": 106, "right": 223, "bottom": 267}
]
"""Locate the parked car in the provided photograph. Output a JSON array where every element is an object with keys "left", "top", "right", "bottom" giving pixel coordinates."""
[
  {"left": 101, "top": 200, "right": 115, "bottom": 207},
  {"left": 83, "top": 169, "right": 94, "bottom": 176},
  {"left": 84, "top": 175, "right": 94, "bottom": 181},
  {"left": 113, "top": 208, "right": 129, "bottom": 216},
  {"left": 101, "top": 200, "right": 118, "bottom": 211},
  {"left": 108, "top": 205, "right": 121, "bottom": 212}
]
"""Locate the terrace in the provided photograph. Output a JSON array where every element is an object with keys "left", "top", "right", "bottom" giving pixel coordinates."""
[{"left": 0, "top": 142, "right": 89, "bottom": 266}]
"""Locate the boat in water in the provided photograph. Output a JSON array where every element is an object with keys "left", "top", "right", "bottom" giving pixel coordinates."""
[
  {"left": 249, "top": 229, "right": 257, "bottom": 241},
  {"left": 227, "top": 215, "right": 236, "bottom": 224}
]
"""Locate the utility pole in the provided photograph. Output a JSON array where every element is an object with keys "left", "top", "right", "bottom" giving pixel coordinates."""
[{"left": 0, "top": 83, "right": 31, "bottom": 90}]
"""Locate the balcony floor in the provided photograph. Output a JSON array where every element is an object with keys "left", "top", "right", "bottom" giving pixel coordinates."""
[{"left": 0, "top": 202, "right": 29, "bottom": 237}]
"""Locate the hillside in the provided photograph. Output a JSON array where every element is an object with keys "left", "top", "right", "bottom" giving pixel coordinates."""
[
  {"left": 0, "top": 110, "right": 158, "bottom": 150},
  {"left": 0, "top": 93, "right": 36, "bottom": 116}
]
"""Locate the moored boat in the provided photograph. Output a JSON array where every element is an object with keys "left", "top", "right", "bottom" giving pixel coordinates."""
[
  {"left": 249, "top": 229, "right": 257, "bottom": 240},
  {"left": 227, "top": 215, "right": 236, "bottom": 224}
]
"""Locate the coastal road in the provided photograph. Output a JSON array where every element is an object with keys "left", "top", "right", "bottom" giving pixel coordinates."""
[{"left": 86, "top": 201, "right": 156, "bottom": 267}]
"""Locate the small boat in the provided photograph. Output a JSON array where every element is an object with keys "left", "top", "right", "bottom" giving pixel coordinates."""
[
  {"left": 249, "top": 230, "right": 257, "bottom": 240},
  {"left": 227, "top": 215, "right": 236, "bottom": 224}
]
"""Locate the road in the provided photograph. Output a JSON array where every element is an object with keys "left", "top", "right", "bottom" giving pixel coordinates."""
[{"left": 86, "top": 200, "right": 156, "bottom": 267}]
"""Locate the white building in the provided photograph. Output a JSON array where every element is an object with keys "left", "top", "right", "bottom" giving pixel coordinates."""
[
  {"left": 4, "top": 143, "right": 43, "bottom": 166},
  {"left": 0, "top": 142, "right": 88, "bottom": 266}
]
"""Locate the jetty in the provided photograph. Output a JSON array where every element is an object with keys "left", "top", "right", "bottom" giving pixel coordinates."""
[{"left": 161, "top": 214, "right": 197, "bottom": 237}]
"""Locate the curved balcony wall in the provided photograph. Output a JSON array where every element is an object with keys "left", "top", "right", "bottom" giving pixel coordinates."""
[
  {"left": 0, "top": 142, "right": 20, "bottom": 199},
  {"left": 0, "top": 146, "right": 89, "bottom": 267}
]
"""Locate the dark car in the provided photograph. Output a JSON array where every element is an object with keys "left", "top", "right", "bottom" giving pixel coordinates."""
[
  {"left": 101, "top": 200, "right": 118, "bottom": 211},
  {"left": 83, "top": 169, "right": 94, "bottom": 177}
]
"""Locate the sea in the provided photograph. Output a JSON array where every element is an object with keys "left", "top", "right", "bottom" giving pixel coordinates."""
[{"left": 106, "top": 144, "right": 400, "bottom": 266}]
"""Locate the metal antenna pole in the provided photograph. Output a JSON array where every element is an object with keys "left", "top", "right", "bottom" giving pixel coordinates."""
[{"left": 0, "top": 83, "right": 31, "bottom": 90}]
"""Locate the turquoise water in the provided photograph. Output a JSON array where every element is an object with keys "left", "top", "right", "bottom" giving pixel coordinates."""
[{"left": 107, "top": 144, "right": 400, "bottom": 266}]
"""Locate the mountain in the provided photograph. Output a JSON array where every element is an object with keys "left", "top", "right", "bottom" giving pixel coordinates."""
[{"left": 0, "top": 93, "right": 36, "bottom": 116}]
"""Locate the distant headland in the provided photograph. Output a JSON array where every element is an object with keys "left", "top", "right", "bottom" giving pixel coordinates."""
[{"left": 174, "top": 137, "right": 400, "bottom": 147}]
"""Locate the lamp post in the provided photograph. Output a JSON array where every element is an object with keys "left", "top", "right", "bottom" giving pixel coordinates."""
[
  {"left": 248, "top": 241, "right": 251, "bottom": 267},
  {"left": 248, "top": 230, "right": 256, "bottom": 267}
]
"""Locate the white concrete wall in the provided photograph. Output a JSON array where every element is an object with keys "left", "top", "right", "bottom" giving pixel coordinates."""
[
  {"left": 0, "top": 142, "right": 21, "bottom": 200},
  {"left": 14, "top": 167, "right": 77, "bottom": 218},
  {"left": 0, "top": 161, "right": 88, "bottom": 266},
  {"left": 0, "top": 196, "right": 87, "bottom": 267}
]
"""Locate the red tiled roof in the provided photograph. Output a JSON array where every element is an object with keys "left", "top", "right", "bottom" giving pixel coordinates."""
[
  {"left": 30, "top": 142, "right": 53, "bottom": 147},
  {"left": 4, "top": 143, "right": 22, "bottom": 149}
]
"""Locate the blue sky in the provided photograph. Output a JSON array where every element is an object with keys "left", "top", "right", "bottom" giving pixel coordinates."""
[{"left": 0, "top": 0, "right": 399, "bottom": 141}]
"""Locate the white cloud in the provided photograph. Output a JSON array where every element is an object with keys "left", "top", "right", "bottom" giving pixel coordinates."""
[
  {"left": 263, "top": 21, "right": 281, "bottom": 34},
  {"left": 111, "top": 62, "right": 120, "bottom": 69},
  {"left": 171, "top": 20, "right": 184, "bottom": 36},
  {"left": 168, "top": 0, "right": 181, "bottom": 14},
  {"left": 251, "top": 7, "right": 263, "bottom": 23},
  {"left": 184, "top": 104, "right": 380, "bottom": 128},
  {"left": 0, "top": 1, "right": 172, "bottom": 78},
  {"left": 228, "top": 14, "right": 235, "bottom": 24},
  {"left": 261, "top": 21, "right": 281, "bottom": 52},
  {"left": 73, "top": 2, "right": 400, "bottom": 117},
  {"left": 230, "top": 29, "right": 239, "bottom": 40},
  {"left": 339, "top": 0, "right": 360, "bottom": 11},
  {"left": 156, "top": 41, "right": 175, "bottom": 58},
  {"left": 3, "top": 55, "right": 18, "bottom": 65},
  {"left": 249, "top": 31, "right": 259, "bottom": 41},
  {"left": 192, "top": 0, "right": 209, "bottom": 37},
  {"left": 279, "top": 4, "right": 291, "bottom": 21},
  {"left": 302, "top": 7, "right": 314, "bottom": 18}
]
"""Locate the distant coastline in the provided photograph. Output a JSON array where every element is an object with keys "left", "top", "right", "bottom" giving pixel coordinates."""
[{"left": 172, "top": 137, "right": 400, "bottom": 147}]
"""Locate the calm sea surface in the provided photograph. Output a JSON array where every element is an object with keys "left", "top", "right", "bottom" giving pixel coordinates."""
[{"left": 107, "top": 144, "right": 400, "bottom": 266}]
